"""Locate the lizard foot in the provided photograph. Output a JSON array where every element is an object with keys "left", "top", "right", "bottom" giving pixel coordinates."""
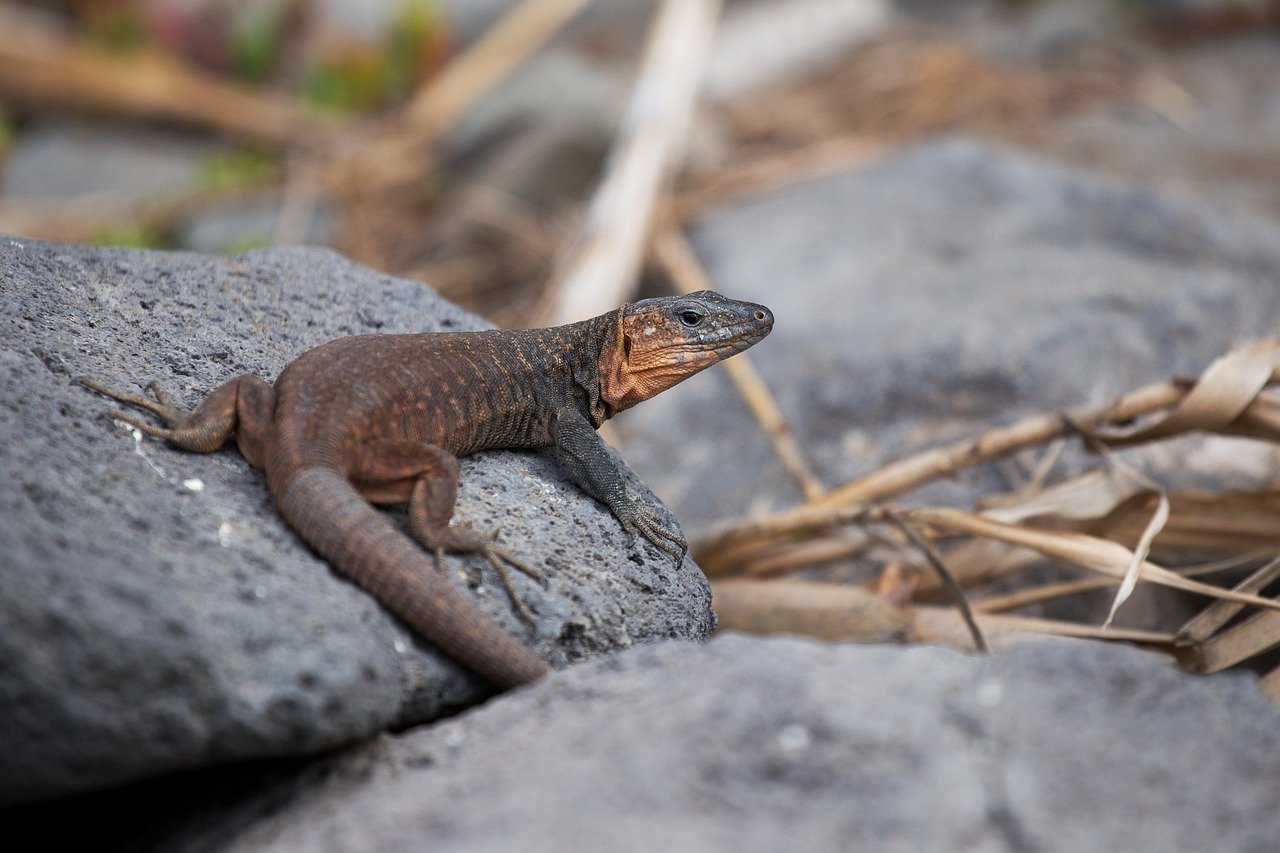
[
  {"left": 416, "top": 522, "right": 546, "bottom": 626},
  {"left": 79, "top": 378, "right": 188, "bottom": 439},
  {"left": 619, "top": 504, "right": 688, "bottom": 567}
]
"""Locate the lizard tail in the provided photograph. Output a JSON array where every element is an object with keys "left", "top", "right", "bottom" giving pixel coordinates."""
[{"left": 275, "top": 466, "right": 551, "bottom": 689}]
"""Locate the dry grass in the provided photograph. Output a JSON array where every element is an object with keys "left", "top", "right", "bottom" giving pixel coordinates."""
[
  {"left": 702, "top": 339, "right": 1280, "bottom": 694},
  {"left": 0, "top": 5, "right": 332, "bottom": 146}
]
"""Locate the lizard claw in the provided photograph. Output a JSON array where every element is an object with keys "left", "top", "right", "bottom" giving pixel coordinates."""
[
  {"left": 415, "top": 522, "right": 547, "bottom": 624},
  {"left": 477, "top": 542, "right": 546, "bottom": 625},
  {"left": 80, "top": 377, "right": 187, "bottom": 435},
  {"left": 620, "top": 506, "right": 687, "bottom": 567}
]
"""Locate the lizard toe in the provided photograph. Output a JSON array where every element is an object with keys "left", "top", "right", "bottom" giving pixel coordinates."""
[{"left": 627, "top": 511, "right": 688, "bottom": 567}]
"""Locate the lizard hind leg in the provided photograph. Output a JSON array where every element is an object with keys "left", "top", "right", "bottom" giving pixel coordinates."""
[
  {"left": 408, "top": 477, "right": 548, "bottom": 625},
  {"left": 80, "top": 375, "right": 271, "bottom": 456},
  {"left": 351, "top": 438, "right": 547, "bottom": 625}
]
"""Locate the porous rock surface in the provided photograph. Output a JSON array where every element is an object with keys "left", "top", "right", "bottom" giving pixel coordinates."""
[
  {"left": 174, "top": 635, "right": 1280, "bottom": 852},
  {"left": 0, "top": 239, "right": 712, "bottom": 805},
  {"left": 617, "top": 140, "right": 1280, "bottom": 537}
]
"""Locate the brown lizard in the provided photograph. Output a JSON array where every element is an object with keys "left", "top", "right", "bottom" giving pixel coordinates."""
[{"left": 83, "top": 291, "right": 773, "bottom": 689}]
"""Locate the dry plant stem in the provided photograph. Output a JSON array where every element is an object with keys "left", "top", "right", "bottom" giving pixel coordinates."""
[
  {"left": 974, "top": 578, "right": 1121, "bottom": 614},
  {"left": 731, "top": 533, "right": 871, "bottom": 578},
  {"left": 1088, "top": 489, "right": 1280, "bottom": 560},
  {"left": 1174, "top": 557, "right": 1280, "bottom": 674},
  {"left": 1178, "top": 554, "right": 1280, "bottom": 643},
  {"left": 712, "top": 579, "right": 1175, "bottom": 652},
  {"left": 1085, "top": 339, "right": 1280, "bottom": 446},
  {"left": 918, "top": 487, "right": 1271, "bottom": 602},
  {"left": 911, "top": 608, "right": 1176, "bottom": 651},
  {"left": 1179, "top": 606, "right": 1280, "bottom": 673},
  {"left": 673, "top": 135, "right": 891, "bottom": 220},
  {"left": 540, "top": 0, "right": 723, "bottom": 325},
  {"left": 332, "top": 0, "right": 601, "bottom": 257},
  {"left": 972, "top": 552, "right": 1267, "bottom": 613},
  {"left": 911, "top": 538, "right": 1043, "bottom": 598},
  {"left": 1023, "top": 438, "right": 1067, "bottom": 494},
  {"left": 1261, "top": 666, "right": 1280, "bottom": 705},
  {"left": 1102, "top": 492, "right": 1170, "bottom": 629},
  {"left": 698, "top": 363, "right": 1280, "bottom": 562},
  {"left": 652, "top": 223, "right": 825, "bottom": 501},
  {"left": 909, "top": 507, "right": 1280, "bottom": 613},
  {"left": 815, "top": 383, "right": 1188, "bottom": 510},
  {"left": 0, "top": 6, "right": 323, "bottom": 145},
  {"left": 697, "top": 503, "right": 891, "bottom": 575},
  {"left": 886, "top": 510, "right": 987, "bottom": 652},
  {"left": 402, "top": 0, "right": 597, "bottom": 137},
  {"left": 712, "top": 579, "right": 910, "bottom": 643},
  {"left": 697, "top": 380, "right": 1183, "bottom": 561}
]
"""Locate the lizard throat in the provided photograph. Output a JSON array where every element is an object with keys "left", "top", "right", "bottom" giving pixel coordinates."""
[{"left": 598, "top": 330, "right": 719, "bottom": 417}]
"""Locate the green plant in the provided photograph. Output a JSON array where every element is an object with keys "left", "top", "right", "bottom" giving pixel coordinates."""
[
  {"left": 232, "top": 7, "right": 287, "bottom": 83},
  {"left": 300, "top": 1, "right": 450, "bottom": 114},
  {"left": 196, "top": 149, "right": 279, "bottom": 195},
  {"left": 89, "top": 225, "right": 168, "bottom": 249}
]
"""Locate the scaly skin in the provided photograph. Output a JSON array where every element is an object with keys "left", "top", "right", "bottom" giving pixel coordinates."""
[{"left": 83, "top": 291, "right": 773, "bottom": 689}]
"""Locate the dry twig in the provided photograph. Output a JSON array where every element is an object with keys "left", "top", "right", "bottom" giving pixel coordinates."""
[
  {"left": 0, "top": 6, "right": 327, "bottom": 146},
  {"left": 651, "top": 222, "right": 824, "bottom": 501},
  {"left": 698, "top": 338, "right": 1280, "bottom": 698},
  {"left": 713, "top": 579, "right": 1175, "bottom": 653},
  {"left": 886, "top": 509, "right": 987, "bottom": 652},
  {"left": 673, "top": 134, "right": 891, "bottom": 220},
  {"left": 697, "top": 347, "right": 1280, "bottom": 573},
  {"left": 538, "top": 0, "right": 723, "bottom": 325}
]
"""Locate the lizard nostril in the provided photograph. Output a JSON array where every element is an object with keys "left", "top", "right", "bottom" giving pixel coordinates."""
[{"left": 754, "top": 310, "right": 768, "bottom": 321}]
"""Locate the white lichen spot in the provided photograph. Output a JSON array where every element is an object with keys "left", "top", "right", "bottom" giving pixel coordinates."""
[
  {"left": 643, "top": 325, "right": 656, "bottom": 336},
  {"left": 183, "top": 478, "right": 205, "bottom": 492},
  {"left": 976, "top": 678, "right": 1004, "bottom": 708},
  {"left": 393, "top": 639, "right": 407, "bottom": 655},
  {"left": 444, "top": 729, "right": 466, "bottom": 749},
  {"left": 218, "top": 522, "right": 233, "bottom": 548},
  {"left": 123, "top": 423, "right": 170, "bottom": 481},
  {"left": 253, "top": 585, "right": 268, "bottom": 599},
  {"left": 776, "top": 723, "right": 811, "bottom": 753}
]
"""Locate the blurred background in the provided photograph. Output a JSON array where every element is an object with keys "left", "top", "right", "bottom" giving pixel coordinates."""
[{"left": 3, "top": 0, "right": 1279, "bottom": 324}]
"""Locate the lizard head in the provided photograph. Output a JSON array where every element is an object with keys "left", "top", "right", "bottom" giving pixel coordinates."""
[{"left": 598, "top": 290, "right": 773, "bottom": 416}]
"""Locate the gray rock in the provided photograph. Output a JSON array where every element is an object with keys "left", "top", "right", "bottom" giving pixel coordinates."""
[
  {"left": 616, "top": 140, "right": 1280, "bottom": 536},
  {"left": 0, "top": 120, "right": 225, "bottom": 202},
  {"left": 449, "top": 50, "right": 629, "bottom": 157},
  {"left": 704, "top": 0, "right": 892, "bottom": 102},
  {"left": 311, "top": 0, "right": 424, "bottom": 41},
  {"left": 318, "top": 0, "right": 653, "bottom": 47},
  {"left": 178, "top": 202, "right": 334, "bottom": 254},
  {"left": 172, "top": 635, "right": 1280, "bottom": 851},
  {"left": 0, "top": 239, "right": 712, "bottom": 806}
]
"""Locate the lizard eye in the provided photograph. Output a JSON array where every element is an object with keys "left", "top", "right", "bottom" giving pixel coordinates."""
[{"left": 679, "top": 310, "right": 703, "bottom": 327}]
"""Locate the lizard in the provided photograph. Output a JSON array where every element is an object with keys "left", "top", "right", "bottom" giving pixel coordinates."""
[{"left": 82, "top": 291, "right": 773, "bottom": 690}]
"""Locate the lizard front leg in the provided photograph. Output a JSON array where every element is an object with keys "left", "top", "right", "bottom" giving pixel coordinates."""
[
  {"left": 550, "top": 408, "right": 688, "bottom": 565},
  {"left": 352, "top": 438, "right": 545, "bottom": 623}
]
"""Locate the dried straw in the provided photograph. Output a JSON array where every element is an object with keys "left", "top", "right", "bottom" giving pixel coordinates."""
[
  {"left": 539, "top": 0, "right": 723, "bottom": 325},
  {"left": 0, "top": 5, "right": 327, "bottom": 145}
]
